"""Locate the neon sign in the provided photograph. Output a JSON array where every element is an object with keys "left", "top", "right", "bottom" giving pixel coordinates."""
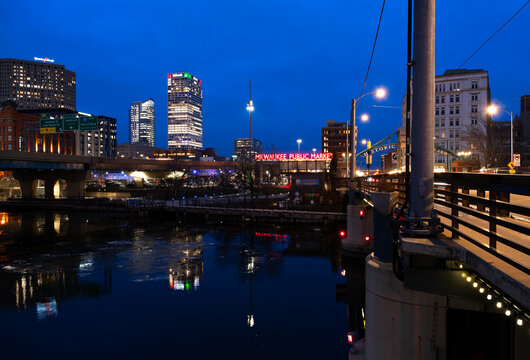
[
  {"left": 254, "top": 153, "right": 333, "bottom": 161},
  {"left": 254, "top": 232, "right": 288, "bottom": 241},
  {"left": 34, "top": 57, "right": 55, "bottom": 63}
]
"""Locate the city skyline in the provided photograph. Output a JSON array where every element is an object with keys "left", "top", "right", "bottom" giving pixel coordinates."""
[{"left": 1, "top": 1, "right": 529, "bottom": 156}]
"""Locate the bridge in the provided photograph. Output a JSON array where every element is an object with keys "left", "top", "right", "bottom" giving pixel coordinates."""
[
  {"left": 346, "top": 172, "right": 530, "bottom": 358},
  {"left": 0, "top": 150, "right": 238, "bottom": 199}
]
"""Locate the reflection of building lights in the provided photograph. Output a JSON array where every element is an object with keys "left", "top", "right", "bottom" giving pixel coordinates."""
[
  {"left": 247, "top": 314, "right": 255, "bottom": 328},
  {"left": 0, "top": 212, "right": 8, "bottom": 225},
  {"left": 36, "top": 298, "right": 58, "bottom": 320},
  {"left": 340, "top": 269, "right": 346, "bottom": 277},
  {"left": 175, "top": 281, "right": 185, "bottom": 291},
  {"left": 247, "top": 257, "right": 255, "bottom": 272}
]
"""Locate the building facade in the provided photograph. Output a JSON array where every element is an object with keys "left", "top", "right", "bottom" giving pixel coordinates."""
[
  {"left": 0, "top": 101, "right": 75, "bottom": 154},
  {"left": 167, "top": 73, "right": 202, "bottom": 150},
  {"left": 129, "top": 98, "right": 155, "bottom": 146},
  {"left": 117, "top": 142, "right": 163, "bottom": 159},
  {"left": 75, "top": 115, "right": 117, "bottom": 158},
  {"left": 0, "top": 58, "right": 76, "bottom": 111},
  {"left": 432, "top": 69, "right": 491, "bottom": 168},
  {"left": 322, "top": 120, "right": 351, "bottom": 176},
  {"left": 233, "top": 137, "right": 263, "bottom": 159},
  {"left": 0, "top": 101, "right": 116, "bottom": 157}
]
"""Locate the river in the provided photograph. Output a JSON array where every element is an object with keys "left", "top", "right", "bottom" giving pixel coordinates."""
[{"left": 0, "top": 211, "right": 363, "bottom": 359}]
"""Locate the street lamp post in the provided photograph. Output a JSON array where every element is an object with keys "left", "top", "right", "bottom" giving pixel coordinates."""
[
  {"left": 246, "top": 80, "right": 255, "bottom": 206},
  {"left": 297, "top": 139, "right": 302, "bottom": 153},
  {"left": 246, "top": 80, "right": 255, "bottom": 156},
  {"left": 488, "top": 104, "right": 513, "bottom": 165},
  {"left": 349, "top": 88, "right": 386, "bottom": 180}
]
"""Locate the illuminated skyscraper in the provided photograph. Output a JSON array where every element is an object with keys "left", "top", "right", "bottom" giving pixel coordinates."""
[
  {"left": 167, "top": 72, "right": 202, "bottom": 150},
  {"left": 129, "top": 98, "right": 155, "bottom": 146},
  {"left": 0, "top": 58, "right": 76, "bottom": 110}
]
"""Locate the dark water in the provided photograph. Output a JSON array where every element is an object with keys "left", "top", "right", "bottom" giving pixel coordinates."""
[{"left": 0, "top": 212, "right": 362, "bottom": 359}]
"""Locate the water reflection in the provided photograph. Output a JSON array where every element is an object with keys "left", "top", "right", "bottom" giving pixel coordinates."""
[
  {"left": 1, "top": 265, "right": 112, "bottom": 315},
  {"left": 0, "top": 211, "right": 350, "bottom": 359}
]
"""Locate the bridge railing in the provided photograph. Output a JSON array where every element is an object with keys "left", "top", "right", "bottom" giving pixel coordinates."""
[{"left": 355, "top": 172, "right": 530, "bottom": 275}]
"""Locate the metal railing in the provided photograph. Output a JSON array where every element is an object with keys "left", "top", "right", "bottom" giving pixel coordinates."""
[{"left": 356, "top": 173, "right": 530, "bottom": 275}]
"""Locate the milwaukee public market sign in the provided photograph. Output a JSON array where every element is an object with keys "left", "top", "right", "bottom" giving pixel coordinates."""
[{"left": 254, "top": 153, "right": 333, "bottom": 161}]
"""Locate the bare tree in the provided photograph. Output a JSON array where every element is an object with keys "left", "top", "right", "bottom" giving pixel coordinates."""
[
  {"left": 266, "top": 143, "right": 280, "bottom": 154},
  {"left": 462, "top": 116, "right": 504, "bottom": 167}
]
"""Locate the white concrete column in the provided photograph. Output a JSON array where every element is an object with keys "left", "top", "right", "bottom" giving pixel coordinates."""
[{"left": 365, "top": 254, "right": 446, "bottom": 360}]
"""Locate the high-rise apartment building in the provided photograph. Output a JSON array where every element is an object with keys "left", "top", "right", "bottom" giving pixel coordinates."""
[
  {"left": 129, "top": 98, "right": 155, "bottom": 146},
  {"left": 0, "top": 58, "right": 76, "bottom": 111},
  {"left": 167, "top": 72, "right": 202, "bottom": 150}
]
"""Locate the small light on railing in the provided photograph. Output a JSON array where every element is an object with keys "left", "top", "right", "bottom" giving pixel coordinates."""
[
  {"left": 517, "top": 319, "right": 523, "bottom": 326},
  {"left": 505, "top": 310, "right": 511, "bottom": 316},
  {"left": 459, "top": 264, "right": 463, "bottom": 269},
  {"left": 466, "top": 276, "right": 472, "bottom": 282},
  {"left": 479, "top": 288, "right": 485, "bottom": 293},
  {"left": 496, "top": 302, "right": 502, "bottom": 308},
  {"left": 473, "top": 282, "right": 478, "bottom": 288},
  {"left": 487, "top": 294, "right": 493, "bottom": 300}
]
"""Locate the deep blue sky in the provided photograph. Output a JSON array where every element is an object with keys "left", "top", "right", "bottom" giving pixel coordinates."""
[{"left": 2, "top": 0, "right": 529, "bottom": 157}]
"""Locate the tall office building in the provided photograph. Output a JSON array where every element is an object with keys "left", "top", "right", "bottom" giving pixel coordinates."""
[
  {"left": 167, "top": 72, "right": 202, "bottom": 150},
  {"left": 129, "top": 98, "right": 155, "bottom": 146},
  {"left": 0, "top": 58, "right": 76, "bottom": 111}
]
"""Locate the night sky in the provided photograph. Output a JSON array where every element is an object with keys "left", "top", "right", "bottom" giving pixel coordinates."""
[{"left": 2, "top": 0, "right": 529, "bottom": 158}]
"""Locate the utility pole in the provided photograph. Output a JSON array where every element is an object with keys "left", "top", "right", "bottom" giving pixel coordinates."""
[
  {"left": 409, "top": 0, "right": 436, "bottom": 224},
  {"left": 350, "top": 99, "right": 357, "bottom": 180}
]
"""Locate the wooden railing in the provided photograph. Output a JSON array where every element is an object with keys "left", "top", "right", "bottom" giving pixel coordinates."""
[{"left": 355, "top": 173, "right": 530, "bottom": 275}]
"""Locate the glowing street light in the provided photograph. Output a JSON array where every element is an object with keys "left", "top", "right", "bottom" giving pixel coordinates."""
[
  {"left": 349, "top": 87, "right": 388, "bottom": 179},
  {"left": 312, "top": 148, "right": 317, "bottom": 155},
  {"left": 487, "top": 104, "right": 513, "bottom": 167},
  {"left": 246, "top": 80, "right": 255, "bottom": 156},
  {"left": 297, "top": 139, "right": 302, "bottom": 153},
  {"left": 360, "top": 113, "right": 369, "bottom": 122}
]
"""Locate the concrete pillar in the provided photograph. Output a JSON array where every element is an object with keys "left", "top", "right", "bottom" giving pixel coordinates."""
[
  {"left": 371, "top": 192, "right": 398, "bottom": 262},
  {"left": 64, "top": 171, "right": 88, "bottom": 199},
  {"left": 343, "top": 204, "right": 373, "bottom": 253},
  {"left": 365, "top": 254, "right": 446, "bottom": 360},
  {"left": 18, "top": 178, "right": 35, "bottom": 199},
  {"left": 44, "top": 179, "right": 56, "bottom": 199}
]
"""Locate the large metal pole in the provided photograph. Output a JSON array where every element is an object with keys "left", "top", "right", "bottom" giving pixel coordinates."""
[
  {"left": 510, "top": 111, "right": 513, "bottom": 164},
  {"left": 350, "top": 98, "right": 357, "bottom": 179},
  {"left": 249, "top": 79, "right": 252, "bottom": 146},
  {"left": 410, "top": 0, "right": 435, "bottom": 219}
]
